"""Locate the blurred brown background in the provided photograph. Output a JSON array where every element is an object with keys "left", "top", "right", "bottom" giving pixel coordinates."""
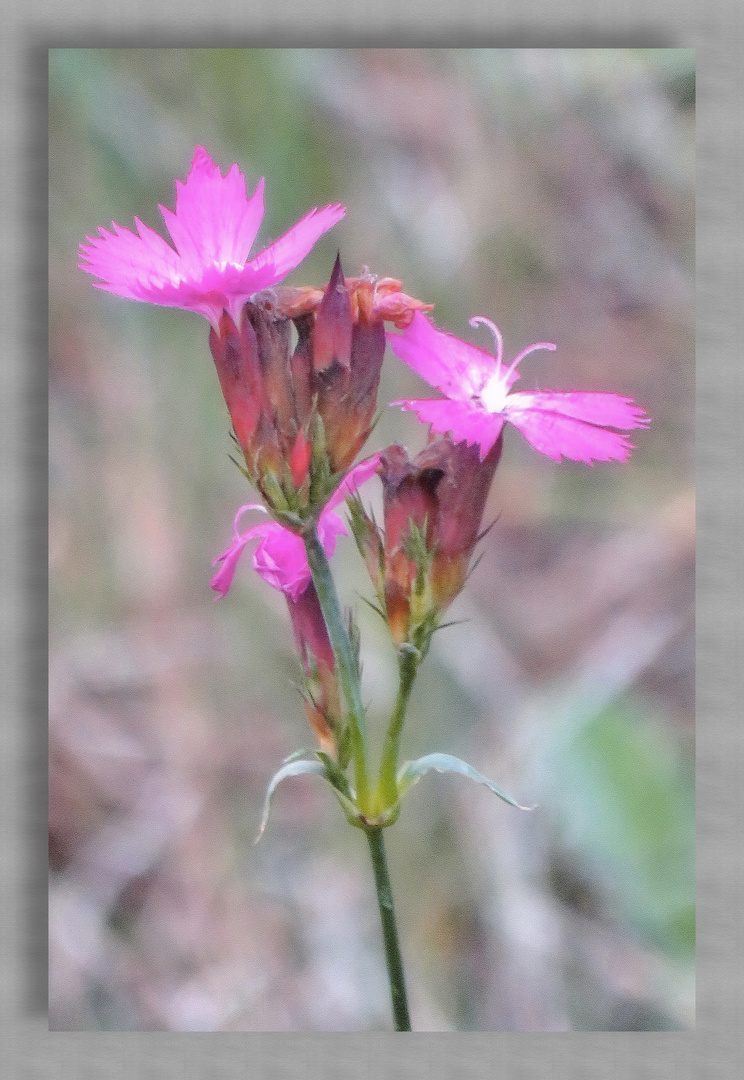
[{"left": 49, "top": 47, "right": 694, "bottom": 1031}]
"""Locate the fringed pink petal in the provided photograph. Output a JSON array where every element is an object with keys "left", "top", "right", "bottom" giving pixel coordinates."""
[
  {"left": 327, "top": 452, "right": 382, "bottom": 512},
  {"left": 504, "top": 406, "right": 637, "bottom": 463},
  {"left": 78, "top": 217, "right": 184, "bottom": 302},
  {"left": 210, "top": 521, "right": 272, "bottom": 597},
  {"left": 394, "top": 398, "right": 505, "bottom": 459},
  {"left": 387, "top": 311, "right": 498, "bottom": 401},
  {"left": 162, "top": 147, "right": 266, "bottom": 268},
  {"left": 212, "top": 456, "right": 379, "bottom": 600},
  {"left": 80, "top": 147, "right": 344, "bottom": 325},
  {"left": 252, "top": 528, "right": 311, "bottom": 601},
  {"left": 244, "top": 203, "right": 346, "bottom": 295},
  {"left": 507, "top": 390, "right": 650, "bottom": 431}
]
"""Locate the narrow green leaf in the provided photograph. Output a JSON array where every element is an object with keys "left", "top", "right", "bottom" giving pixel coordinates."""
[
  {"left": 228, "top": 454, "right": 251, "bottom": 479},
  {"left": 281, "top": 748, "right": 315, "bottom": 765},
  {"left": 358, "top": 593, "right": 386, "bottom": 621},
  {"left": 397, "top": 752, "right": 533, "bottom": 810},
  {"left": 256, "top": 759, "right": 327, "bottom": 842}
]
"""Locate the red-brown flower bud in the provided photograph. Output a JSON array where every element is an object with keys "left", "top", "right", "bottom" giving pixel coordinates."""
[
  {"left": 287, "top": 583, "right": 343, "bottom": 757},
  {"left": 209, "top": 311, "right": 265, "bottom": 452},
  {"left": 207, "top": 257, "right": 432, "bottom": 524},
  {"left": 289, "top": 429, "right": 313, "bottom": 489},
  {"left": 313, "top": 253, "right": 352, "bottom": 372},
  {"left": 376, "top": 434, "right": 503, "bottom": 648}
]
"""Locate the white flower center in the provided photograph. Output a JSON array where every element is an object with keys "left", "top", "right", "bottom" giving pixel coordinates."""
[{"left": 479, "top": 373, "right": 509, "bottom": 414}]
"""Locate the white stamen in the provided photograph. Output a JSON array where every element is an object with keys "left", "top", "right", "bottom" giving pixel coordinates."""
[
  {"left": 469, "top": 315, "right": 504, "bottom": 371},
  {"left": 504, "top": 341, "right": 556, "bottom": 380},
  {"left": 233, "top": 502, "right": 268, "bottom": 537}
]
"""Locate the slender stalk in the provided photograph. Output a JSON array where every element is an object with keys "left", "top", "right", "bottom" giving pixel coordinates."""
[
  {"left": 377, "top": 646, "right": 419, "bottom": 808},
  {"left": 365, "top": 827, "right": 411, "bottom": 1031},
  {"left": 303, "top": 526, "right": 370, "bottom": 810},
  {"left": 304, "top": 526, "right": 411, "bottom": 1030}
]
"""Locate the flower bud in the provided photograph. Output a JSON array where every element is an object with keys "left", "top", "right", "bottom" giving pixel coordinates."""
[
  {"left": 287, "top": 583, "right": 343, "bottom": 757},
  {"left": 376, "top": 434, "right": 503, "bottom": 648},
  {"left": 208, "top": 256, "right": 432, "bottom": 525}
]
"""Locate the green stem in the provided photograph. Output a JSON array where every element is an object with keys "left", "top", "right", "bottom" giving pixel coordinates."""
[
  {"left": 377, "top": 646, "right": 419, "bottom": 808},
  {"left": 303, "top": 527, "right": 370, "bottom": 810},
  {"left": 365, "top": 827, "right": 411, "bottom": 1031}
]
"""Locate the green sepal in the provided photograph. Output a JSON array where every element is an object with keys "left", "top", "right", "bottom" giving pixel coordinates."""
[
  {"left": 309, "top": 413, "right": 334, "bottom": 509},
  {"left": 358, "top": 593, "right": 387, "bottom": 622},
  {"left": 274, "top": 509, "right": 305, "bottom": 531},
  {"left": 316, "top": 750, "right": 353, "bottom": 800},
  {"left": 396, "top": 753, "right": 533, "bottom": 810},
  {"left": 261, "top": 470, "right": 290, "bottom": 513}
]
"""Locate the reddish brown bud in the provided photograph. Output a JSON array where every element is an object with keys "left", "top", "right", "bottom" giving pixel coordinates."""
[
  {"left": 246, "top": 303, "right": 295, "bottom": 448},
  {"left": 206, "top": 259, "right": 431, "bottom": 520},
  {"left": 289, "top": 428, "right": 313, "bottom": 489},
  {"left": 377, "top": 444, "right": 443, "bottom": 644},
  {"left": 313, "top": 253, "right": 352, "bottom": 372},
  {"left": 375, "top": 434, "right": 503, "bottom": 646},
  {"left": 311, "top": 258, "right": 387, "bottom": 476},
  {"left": 287, "top": 583, "right": 343, "bottom": 755},
  {"left": 209, "top": 311, "right": 264, "bottom": 451}
]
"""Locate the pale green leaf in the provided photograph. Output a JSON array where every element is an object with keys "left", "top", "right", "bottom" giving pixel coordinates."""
[
  {"left": 256, "top": 759, "right": 327, "bottom": 842},
  {"left": 397, "top": 753, "right": 532, "bottom": 810}
]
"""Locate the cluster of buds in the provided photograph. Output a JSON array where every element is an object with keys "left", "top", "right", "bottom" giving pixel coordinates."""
[
  {"left": 209, "top": 256, "right": 431, "bottom": 529},
  {"left": 350, "top": 434, "right": 503, "bottom": 654}
]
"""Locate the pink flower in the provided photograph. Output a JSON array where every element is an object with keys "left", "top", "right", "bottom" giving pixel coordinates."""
[
  {"left": 387, "top": 312, "right": 650, "bottom": 464},
  {"left": 79, "top": 146, "right": 345, "bottom": 330},
  {"left": 210, "top": 454, "right": 381, "bottom": 600}
]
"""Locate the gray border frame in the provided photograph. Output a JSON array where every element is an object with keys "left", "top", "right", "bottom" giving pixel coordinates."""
[{"left": 4, "top": 3, "right": 738, "bottom": 1076}]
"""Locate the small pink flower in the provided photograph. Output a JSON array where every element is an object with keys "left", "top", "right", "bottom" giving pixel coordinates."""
[
  {"left": 79, "top": 146, "right": 345, "bottom": 330},
  {"left": 387, "top": 312, "right": 650, "bottom": 464},
  {"left": 210, "top": 454, "right": 381, "bottom": 599}
]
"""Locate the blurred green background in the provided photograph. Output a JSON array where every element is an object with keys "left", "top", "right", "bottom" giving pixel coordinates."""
[{"left": 49, "top": 48, "right": 694, "bottom": 1031}]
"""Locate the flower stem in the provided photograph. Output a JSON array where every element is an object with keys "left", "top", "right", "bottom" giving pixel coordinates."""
[
  {"left": 377, "top": 646, "right": 419, "bottom": 809},
  {"left": 303, "top": 526, "right": 370, "bottom": 811},
  {"left": 365, "top": 826, "right": 411, "bottom": 1031}
]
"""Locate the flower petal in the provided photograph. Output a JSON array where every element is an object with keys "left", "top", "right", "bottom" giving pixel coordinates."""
[
  {"left": 507, "top": 390, "right": 650, "bottom": 430},
  {"left": 394, "top": 398, "right": 505, "bottom": 459},
  {"left": 159, "top": 147, "right": 265, "bottom": 268},
  {"left": 80, "top": 147, "right": 345, "bottom": 327},
  {"left": 212, "top": 456, "right": 380, "bottom": 599},
  {"left": 504, "top": 404, "right": 638, "bottom": 463},
  {"left": 210, "top": 521, "right": 272, "bottom": 597},
  {"left": 243, "top": 203, "right": 347, "bottom": 295},
  {"left": 326, "top": 452, "right": 382, "bottom": 512},
  {"left": 252, "top": 527, "right": 311, "bottom": 601},
  {"left": 387, "top": 311, "right": 498, "bottom": 401},
  {"left": 79, "top": 217, "right": 184, "bottom": 303}
]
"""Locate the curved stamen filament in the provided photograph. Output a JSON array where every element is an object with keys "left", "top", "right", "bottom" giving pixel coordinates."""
[
  {"left": 469, "top": 315, "right": 504, "bottom": 373},
  {"left": 233, "top": 501, "right": 268, "bottom": 538},
  {"left": 504, "top": 340, "right": 557, "bottom": 380}
]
